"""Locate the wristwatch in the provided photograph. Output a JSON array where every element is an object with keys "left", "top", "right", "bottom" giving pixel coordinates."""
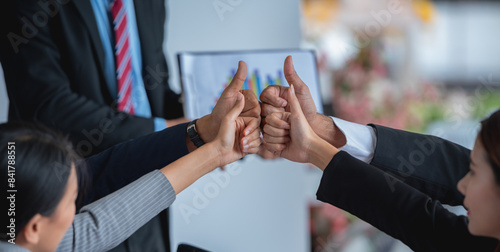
[{"left": 187, "top": 119, "right": 205, "bottom": 148}]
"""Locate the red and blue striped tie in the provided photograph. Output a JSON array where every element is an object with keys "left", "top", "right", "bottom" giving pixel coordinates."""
[{"left": 112, "top": 0, "right": 135, "bottom": 114}]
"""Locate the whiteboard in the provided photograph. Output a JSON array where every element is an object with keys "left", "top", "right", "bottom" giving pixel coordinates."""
[{"left": 178, "top": 50, "right": 323, "bottom": 119}]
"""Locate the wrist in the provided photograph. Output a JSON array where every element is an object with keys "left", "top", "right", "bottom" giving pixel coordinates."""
[
  {"left": 187, "top": 119, "right": 206, "bottom": 148},
  {"left": 205, "top": 141, "right": 225, "bottom": 169},
  {"left": 196, "top": 142, "right": 223, "bottom": 173},
  {"left": 309, "top": 136, "right": 338, "bottom": 170},
  {"left": 196, "top": 115, "right": 216, "bottom": 143},
  {"left": 310, "top": 113, "right": 346, "bottom": 148}
]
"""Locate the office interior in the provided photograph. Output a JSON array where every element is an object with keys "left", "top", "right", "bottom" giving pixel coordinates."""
[{"left": 1, "top": 0, "right": 499, "bottom": 251}]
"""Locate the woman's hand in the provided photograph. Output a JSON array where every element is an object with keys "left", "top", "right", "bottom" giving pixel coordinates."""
[
  {"left": 212, "top": 92, "right": 262, "bottom": 167},
  {"left": 262, "top": 85, "right": 338, "bottom": 169},
  {"left": 162, "top": 92, "right": 261, "bottom": 194}
]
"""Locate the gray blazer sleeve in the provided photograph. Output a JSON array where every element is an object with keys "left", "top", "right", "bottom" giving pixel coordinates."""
[{"left": 56, "top": 170, "right": 176, "bottom": 252}]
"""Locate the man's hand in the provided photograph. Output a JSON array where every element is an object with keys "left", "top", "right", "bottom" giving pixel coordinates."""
[
  {"left": 192, "top": 61, "right": 261, "bottom": 152},
  {"left": 240, "top": 89, "right": 261, "bottom": 119},
  {"left": 262, "top": 85, "right": 338, "bottom": 169},
  {"left": 260, "top": 56, "right": 318, "bottom": 125},
  {"left": 260, "top": 56, "right": 346, "bottom": 148},
  {"left": 257, "top": 145, "right": 279, "bottom": 159}
]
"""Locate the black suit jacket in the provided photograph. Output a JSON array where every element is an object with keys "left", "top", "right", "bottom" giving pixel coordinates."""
[
  {"left": 82, "top": 122, "right": 189, "bottom": 205},
  {"left": 0, "top": 0, "right": 183, "bottom": 157},
  {"left": 0, "top": 1, "right": 183, "bottom": 251},
  {"left": 316, "top": 126, "right": 499, "bottom": 251}
]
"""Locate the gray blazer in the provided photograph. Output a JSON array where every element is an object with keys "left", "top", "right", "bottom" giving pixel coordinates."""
[{"left": 0, "top": 170, "right": 176, "bottom": 252}]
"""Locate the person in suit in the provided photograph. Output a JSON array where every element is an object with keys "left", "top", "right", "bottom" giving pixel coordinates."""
[
  {"left": 260, "top": 56, "right": 471, "bottom": 205},
  {"left": 0, "top": 63, "right": 262, "bottom": 251},
  {"left": 0, "top": 0, "right": 192, "bottom": 250},
  {"left": 260, "top": 57, "right": 500, "bottom": 251},
  {"left": 0, "top": 0, "right": 186, "bottom": 157}
]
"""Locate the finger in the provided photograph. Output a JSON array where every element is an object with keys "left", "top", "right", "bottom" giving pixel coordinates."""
[
  {"left": 266, "top": 112, "right": 291, "bottom": 129},
  {"left": 222, "top": 92, "right": 245, "bottom": 127},
  {"left": 242, "top": 117, "right": 261, "bottom": 136},
  {"left": 264, "top": 143, "right": 286, "bottom": 152},
  {"left": 240, "top": 90, "right": 261, "bottom": 118},
  {"left": 263, "top": 134, "right": 290, "bottom": 144},
  {"left": 263, "top": 124, "right": 289, "bottom": 137},
  {"left": 284, "top": 56, "right": 308, "bottom": 92},
  {"left": 257, "top": 147, "right": 278, "bottom": 160},
  {"left": 260, "top": 86, "right": 288, "bottom": 108},
  {"left": 288, "top": 84, "right": 306, "bottom": 119},
  {"left": 225, "top": 61, "right": 247, "bottom": 94},
  {"left": 261, "top": 103, "right": 285, "bottom": 118},
  {"left": 244, "top": 146, "right": 261, "bottom": 155},
  {"left": 242, "top": 136, "right": 261, "bottom": 152},
  {"left": 241, "top": 128, "right": 261, "bottom": 148}
]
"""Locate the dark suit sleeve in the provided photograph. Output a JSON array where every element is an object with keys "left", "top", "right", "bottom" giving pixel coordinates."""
[
  {"left": 369, "top": 124, "right": 471, "bottom": 206},
  {"left": 316, "top": 151, "right": 498, "bottom": 252},
  {"left": 1, "top": 1, "right": 156, "bottom": 156},
  {"left": 80, "top": 123, "right": 189, "bottom": 206}
]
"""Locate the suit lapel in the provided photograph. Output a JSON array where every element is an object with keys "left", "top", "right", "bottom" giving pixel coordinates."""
[
  {"left": 132, "top": 0, "right": 149, "bottom": 60},
  {"left": 72, "top": 0, "right": 107, "bottom": 82}
]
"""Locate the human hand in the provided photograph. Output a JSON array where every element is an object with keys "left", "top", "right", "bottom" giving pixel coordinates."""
[
  {"left": 213, "top": 93, "right": 261, "bottom": 167},
  {"left": 196, "top": 61, "right": 261, "bottom": 145},
  {"left": 161, "top": 93, "right": 260, "bottom": 194},
  {"left": 257, "top": 145, "right": 280, "bottom": 160},
  {"left": 263, "top": 85, "right": 338, "bottom": 169},
  {"left": 260, "top": 55, "right": 346, "bottom": 148},
  {"left": 260, "top": 56, "right": 318, "bottom": 127}
]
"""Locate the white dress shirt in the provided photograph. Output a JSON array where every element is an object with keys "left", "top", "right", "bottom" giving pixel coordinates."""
[{"left": 330, "top": 117, "right": 377, "bottom": 163}]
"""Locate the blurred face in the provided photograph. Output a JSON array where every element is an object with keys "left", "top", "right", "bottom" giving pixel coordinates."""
[
  {"left": 36, "top": 166, "right": 78, "bottom": 252},
  {"left": 457, "top": 138, "right": 500, "bottom": 239}
]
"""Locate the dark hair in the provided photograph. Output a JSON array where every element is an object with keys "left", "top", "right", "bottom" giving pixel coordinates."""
[
  {"left": 479, "top": 109, "right": 500, "bottom": 185},
  {"left": 0, "top": 122, "right": 86, "bottom": 238}
]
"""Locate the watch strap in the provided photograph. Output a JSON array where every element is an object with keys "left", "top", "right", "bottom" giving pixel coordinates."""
[{"left": 187, "top": 119, "right": 205, "bottom": 148}]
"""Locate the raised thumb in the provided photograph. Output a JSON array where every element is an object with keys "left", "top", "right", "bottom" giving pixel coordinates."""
[
  {"left": 288, "top": 84, "right": 305, "bottom": 117},
  {"left": 227, "top": 92, "right": 245, "bottom": 121}
]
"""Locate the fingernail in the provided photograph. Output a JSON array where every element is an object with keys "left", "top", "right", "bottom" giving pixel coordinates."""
[
  {"left": 237, "top": 93, "right": 243, "bottom": 100},
  {"left": 281, "top": 100, "right": 287, "bottom": 107},
  {"left": 290, "top": 84, "right": 295, "bottom": 95},
  {"left": 242, "top": 138, "right": 248, "bottom": 145},
  {"left": 245, "top": 130, "right": 250, "bottom": 135}
]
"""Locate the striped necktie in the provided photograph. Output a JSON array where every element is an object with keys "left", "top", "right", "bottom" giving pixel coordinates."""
[{"left": 111, "top": 0, "right": 135, "bottom": 114}]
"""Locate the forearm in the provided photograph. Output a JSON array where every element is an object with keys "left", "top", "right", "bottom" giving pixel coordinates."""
[
  {"left": 311, "top": 113, "right": 346, "bottom": 148},
  {"left": 161, "top": 142, "right": 220, "bottom": 194},
  {"left": 83, "top": 123, "right": 190, "bottom": 205},
  {"left": 316, "top": 151, "right": 498, "bottom": 252},
  {"left": 58, "top": 170, "right": 176, "bottom": 252},
  {"left": 309, "top": 137, "right": 339, "bottom": 170},
  {"left": 370, "top": 124, "right": 471, "bottom": 205}
]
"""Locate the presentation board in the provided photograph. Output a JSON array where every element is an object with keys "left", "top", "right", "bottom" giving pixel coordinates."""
[{"left": 178, "top": 50, "right": 322, "bottom": 119}]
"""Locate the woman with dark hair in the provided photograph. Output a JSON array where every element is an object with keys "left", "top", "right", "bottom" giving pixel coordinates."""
[
  {"left": 263, "top": 84, "right": 500, "bottom": 251},
  {"left": 457, "top": 109, "right": 500, "bottom": 242},
  {"left": 0, "top": 90, "right": 261, "bottom": 251}
]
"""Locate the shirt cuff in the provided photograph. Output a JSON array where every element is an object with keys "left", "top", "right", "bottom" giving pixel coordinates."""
[
  {"left": 154, "top": 117, "right": 168, "bottom": 132},
  {"left": 330, "top": 117, "right": 377, "bottom": 163}
]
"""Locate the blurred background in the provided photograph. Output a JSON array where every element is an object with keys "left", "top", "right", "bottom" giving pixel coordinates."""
[{"left": 1, "top": 0, "right": 499, "bottom": 251}]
